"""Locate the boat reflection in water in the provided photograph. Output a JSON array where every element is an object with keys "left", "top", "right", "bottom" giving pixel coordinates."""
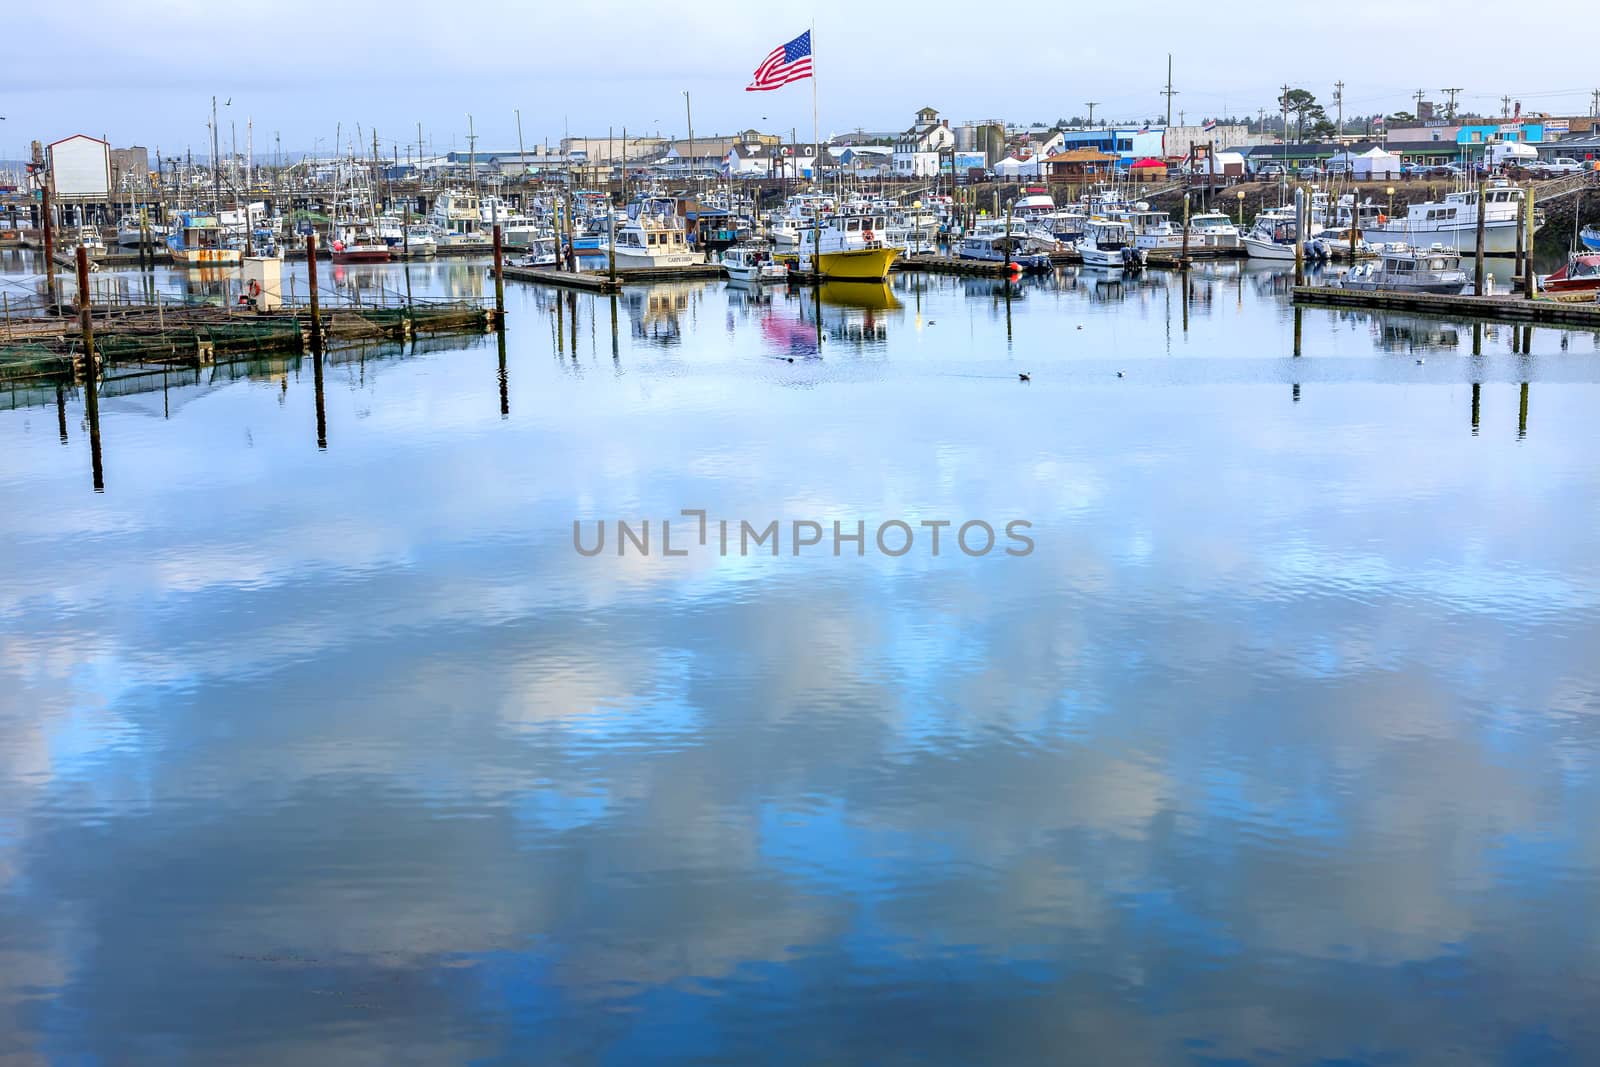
[{"left": 622, "top": 281, "right": 713, "bottom": 345}]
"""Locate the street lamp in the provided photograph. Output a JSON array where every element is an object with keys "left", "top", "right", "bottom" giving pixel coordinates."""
[
  {"left": 1386, "top": 185, "right": 1395, "bottom": 218},
  {"left": 1236, "top": 189, "right": 1246, "bottom": 226}
]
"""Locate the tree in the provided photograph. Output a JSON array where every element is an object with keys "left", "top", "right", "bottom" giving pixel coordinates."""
[
  {"left": 1278, "top": 88, "right": 1326, "bottom": 143},
  {"left": 1389, "top": 109, "right": 1415, "bottom": 124}
]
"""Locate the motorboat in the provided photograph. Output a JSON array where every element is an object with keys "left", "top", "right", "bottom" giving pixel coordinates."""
[
  {"left": 1076, "top": 219, "right": 1145, "bottom": 268},
  {"left": 721, "top": 244, "right": 789, "bottom": 283},
  {"left": 1579, "top": 225, "right": 1600, "bottom": 252},
  {"left": 1241, "top": 208, "right": 1301, "bottom": 260},
  {"left": 331, "top": 224, "right": 390, "bottom": 264},
  {"left": 1542, "top": 251, "right": 1600, "bottom": 293},
  {"left": 513, "top": 236, "right": 560, "bottom": 268},
  {"left": 956, "top": 231, "right": 1052, "bottom": 271},
  {"left": 1338, "top": 244, "right": 1469, "bottom": 294}
]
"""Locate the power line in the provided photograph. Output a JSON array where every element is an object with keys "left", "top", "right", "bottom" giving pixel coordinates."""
[{"left": 1440, "top": 87, "right": 1463, "bottom": 121}]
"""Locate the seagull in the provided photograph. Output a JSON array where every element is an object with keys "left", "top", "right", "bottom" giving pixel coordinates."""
[
  {"left": 1116, "top": 370, "right": 1125, "bottom": 378},
  {"left": 224, "top": 98, "right": 232, "bottom": 106},
  {"left": 1018, "top": 372, "right": 1030, "bottom": 382},
  {"left": 1076, "top": 324, "right": 1083, "bottom": 330},
  {"left": 1415, "top": 358, "right": 1425, "bottom": 364}
]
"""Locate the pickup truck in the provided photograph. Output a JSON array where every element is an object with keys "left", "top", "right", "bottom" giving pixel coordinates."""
[{"left": 1534, "top": 158, "right": 1587, "bottom": 178}]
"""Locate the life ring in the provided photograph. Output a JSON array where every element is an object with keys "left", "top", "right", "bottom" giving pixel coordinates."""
[
  {"left": 247, "top": 279, "right": 262, "bottom": 297},
  {"left": 1377, "top": 214, "right": 1387, "bottom": 225}
]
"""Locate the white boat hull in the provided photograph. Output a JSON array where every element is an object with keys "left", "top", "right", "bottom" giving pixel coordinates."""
[
  {"left": 1362, "top": 219, "right": 1518, "bottom": 254},
  {"left": 1241, "top": 235, "right": 1297, "bottom": 260},
  {"left": 611, "top": 247, "right": 700, "bottom": 271}
]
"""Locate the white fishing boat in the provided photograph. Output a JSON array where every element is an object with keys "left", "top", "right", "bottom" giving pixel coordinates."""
[
  {"left": 1362, "top": 181, "right": 1528, "bottom": 253},
  {"left": 1114, "top": 207, "right": 1185, "bottom": 252},
  {"left": 1339, "top": 243, "right": 1469, "bottom": 294},
  {"left": 1076, "top": 219, "right": 1145, "bottom": 268},
  {"left": 479, "top": 195, "right": 544, "bottom": 249},
  {"left": 721, "top": 244, "right": 788, "bottom": 282},
  {"left": 1186, "top": 212, "right": 1241, "bottom": 249},
  {"left": 607, "top": 212, "right": 699, "bottom": 270},
  {"left": 431, "top": 188, "right": 494, "bottom": 251}
]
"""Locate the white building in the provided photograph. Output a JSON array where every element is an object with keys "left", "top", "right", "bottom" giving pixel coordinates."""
[{"left": 894, "top": 107, "right": 955, "bottom": 178}]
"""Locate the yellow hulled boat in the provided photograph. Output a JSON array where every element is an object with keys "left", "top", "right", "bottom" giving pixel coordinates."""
[{"left": 799, "top": 212, "right": 900, "bottom": 282}]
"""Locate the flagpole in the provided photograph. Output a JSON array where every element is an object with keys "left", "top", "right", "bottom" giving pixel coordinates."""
[{"left": 810, "top": 22, "right": 819, "bottom": 189}]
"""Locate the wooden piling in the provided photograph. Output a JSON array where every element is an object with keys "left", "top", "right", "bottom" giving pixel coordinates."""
[
  {"left": 1523, "top": 186, "right": 1536, "bottom": 300},
  {"left": 305, "top": 233, "right": 322, "bottom": 354},
  {"left": 492, "top": 224, "right": 505, "bottom": 320},
  {"left": 76, "top": 246, "right": 103, "bottom": 491},
  {"left": 41, "top": 176, "right": 57, "bottom": 307},
  {"left": 1293, "top": 188, "right": 1305, "bottom": 287},
  {"left": 1180, "top": 192, "right": 1190, "bottom": 269},
  {"left": 1473, "top": 179, "right": 1487, "bottom": 295},
  {"left": 1513, "top": 188, "right": 1526, "bottom": 287}
]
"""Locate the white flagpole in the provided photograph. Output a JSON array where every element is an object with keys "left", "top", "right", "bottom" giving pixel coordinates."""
[{"left": 810, "top": 23, "right": 819, "bottom": 188}]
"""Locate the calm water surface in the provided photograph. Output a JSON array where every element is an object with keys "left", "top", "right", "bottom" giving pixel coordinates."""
[{"left": 3, "top": 257, "right": 1600, "bottom": 1065}]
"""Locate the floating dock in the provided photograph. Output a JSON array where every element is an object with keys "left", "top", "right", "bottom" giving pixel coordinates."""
[{"left": 1293, "top": 285, "right": 1600, "bottom": 327}]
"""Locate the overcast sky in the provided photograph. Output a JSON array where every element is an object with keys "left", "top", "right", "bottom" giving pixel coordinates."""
[{"left": 5, "top": 0, "right": 1595, "bottom": 159}]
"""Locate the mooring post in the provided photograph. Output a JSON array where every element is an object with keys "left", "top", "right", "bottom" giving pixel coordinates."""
[
  {"left": 1473, "top": 179, "right": 1487, "bottom": 296},
  {"left": 1293, "top": 187, "right": 1305, "bottom": 287},
  {"left": 42, "top": 180, "right": 58, "bottom": 309},
  {"left": 76, "top": 246, "right": 103, "bottom": 491},
  {"left": 1522, "top": 186, "right": 1536, "bottom": 300},
  {"left": 1348, "top": 195, "right": 1358, "bottom": 263},
  {"left": 305, "top": 233, "right": 322, "bottom": 354},
  {"left": 1180, "top": 192, "right": 1191, "bottom": 269},
  {"left": 2, "top": 293, "right": 8, "bottom": 342},
  {"left": 492, "top": 223, "right": 505, "bottom": 324}
]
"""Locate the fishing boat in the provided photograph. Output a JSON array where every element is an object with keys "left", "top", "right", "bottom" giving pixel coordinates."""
[
  {"left": 1580, "top": 225, "right": 1600, "bottom": 251},
  {"left": 721, "top": 244, "right": 788, "bottom": 283},
  {"left": 607, "top": 212, "right": 699, "bottom": 270},
  {"left": 115, "top": 215, "right": 167, "bottom": 247},
  {"left": 431, "top": 188, "right": 494, "bottom": 252},
  {"left": 166, "top": 212, "right": 241, "bottom": 269},
  {"left": 1362, "top": 181, "right": 1528, "bottom": 253},
  {"left": 1114, "top": 207, "right": 1185, "bottom": 252},
  {"left": 331, "top": 224, "right": 390, "bottom": 264},
  {"left": 1241, "top": 208, "right": 1301, "bottom": 260},
  {"left": 796, "top": 212, "right": 901, "bottom": 282},
  {"left": 1186, "top": 211, "right": 1241, "bottom": 249},
  {"left": 1338, "top": 244, "right": 1469, "bottom": 294},
  {"left": 1541, "top": 252, "right": 1600, "bottom": 293},
  {"left": 1075, "top": 218, "right": 1144, "bottom": 268},
  {"left": 479, "top": 196, "right": 543, "bottom": 249}
]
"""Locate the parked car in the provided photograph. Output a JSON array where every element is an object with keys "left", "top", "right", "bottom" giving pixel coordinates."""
[
  {"left": 1256, "top": 163, "right": 1286, "bottom": 179},
  {"left": 1297, "top": 164, "right": 1326, "bottom": 178}
]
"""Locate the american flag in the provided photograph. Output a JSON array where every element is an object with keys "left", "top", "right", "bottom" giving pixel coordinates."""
[
  {"left": 1202, "top": 118, "right": 1218, "bottom": 132},
  {"left": 746, "top": 30, "right": 813, "bottom": 91},
  {"left": 1137, "top": 123, "right": 1151, "bottom": 133}
]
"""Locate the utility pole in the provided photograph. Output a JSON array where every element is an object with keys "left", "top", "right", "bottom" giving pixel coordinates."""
[
  {"left": 1280, "top": 84, "right": 1291, "bottom": 147},
  {"left": 1334, "top": 80, "right": 1345, "bottom": 136},
  {"left": 1441, "top": 88, "right": 1462, "bottom": 122},
  {"left": 1414, "top": 89, "right": 1427, "bottom": 119},
  {"left": 1501, "top": 95, "right": 1512, "bottom": 119},
  {"left": 1161, "top": 55, "right": 1178, "bottom": 130},
  {"left": 1591, "top": 89, "right": 1599, "bottom": 119},
  {"left": 1085, "top": 101, "right": 1099, "bottom": 127}
]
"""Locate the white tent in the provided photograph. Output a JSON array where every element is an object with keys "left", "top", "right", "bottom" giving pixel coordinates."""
[
  {"left": 1352, "top": 146, "right": 1402, "bottom": 180},
  {"left": 992, "top": 154, "right": 1041, "bottom": 178}
]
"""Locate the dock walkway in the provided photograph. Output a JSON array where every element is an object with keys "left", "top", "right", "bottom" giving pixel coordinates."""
[{"left": 1293, "top": 285, "right": 1600, "bottom": 327}]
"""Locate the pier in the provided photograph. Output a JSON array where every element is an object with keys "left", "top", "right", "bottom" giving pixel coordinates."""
[{"left": 1292, "top": 285, "right": 1600, "bottom": 327}]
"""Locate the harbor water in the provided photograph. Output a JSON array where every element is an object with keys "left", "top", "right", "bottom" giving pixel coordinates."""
[{"left": 3, "top": 258, "right": 1600, "bottom": 1064}]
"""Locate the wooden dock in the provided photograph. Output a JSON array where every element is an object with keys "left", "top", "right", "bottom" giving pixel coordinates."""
[
  {"left": 1293, "top": 285, "right": 1600, "bottom": 327},
  {"left": 503, "top": 263, "right": 725, "bottom": 292}
]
